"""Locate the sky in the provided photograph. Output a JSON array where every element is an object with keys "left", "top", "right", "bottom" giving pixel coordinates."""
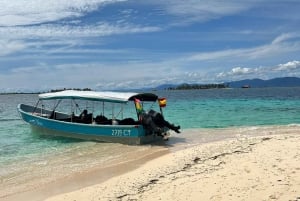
[{"left": 0, "top": 0, "right": 300, "bottom": 92}]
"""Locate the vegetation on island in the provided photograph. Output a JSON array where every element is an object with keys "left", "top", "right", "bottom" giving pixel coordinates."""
[
  {"left": 48, "top": 88, "right": 92, "bottom": 93},
  {"left": 0, "top": 88, "right": 92, "bottom": 95},
  {"left": 166, "top": 83, "right": 228, "bottom": 90}
]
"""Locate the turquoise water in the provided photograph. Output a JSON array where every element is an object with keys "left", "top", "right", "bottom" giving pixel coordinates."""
[
  {"left": 158, "top": 88, "right": 300, "bottom": 128},
  {"left": 1, "top": 88, "right": 300, "bottom": 197}
]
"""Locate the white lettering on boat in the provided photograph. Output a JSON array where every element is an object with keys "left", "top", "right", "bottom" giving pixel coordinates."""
[{"left": 111, "top": 129, "right": 131, "bottom": 136}]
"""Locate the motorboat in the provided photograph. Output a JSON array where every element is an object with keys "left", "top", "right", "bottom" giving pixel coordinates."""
[{"left": 17, "top": 90, "right": 179, "bottom": 144}]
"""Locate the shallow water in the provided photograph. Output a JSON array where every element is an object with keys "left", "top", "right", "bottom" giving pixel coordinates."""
[{"left": 1, "top": 88, "right": 300, "bottom": 197}]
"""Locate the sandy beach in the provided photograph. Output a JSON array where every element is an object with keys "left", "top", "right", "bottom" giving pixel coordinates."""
[
  {"left": 3, "top": 126, "right": 300, "bottom": 201},
  {"left": 46, "top": 126, "right": 299, "bottom": 201}
]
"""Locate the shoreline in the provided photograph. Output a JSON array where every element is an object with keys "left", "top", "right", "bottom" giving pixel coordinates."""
[
  {"left": 1, "top": 146, "right": 169, "bottom": 201},
  {"left": 2, "top": 125, "right": 300, "bottom": 201}
]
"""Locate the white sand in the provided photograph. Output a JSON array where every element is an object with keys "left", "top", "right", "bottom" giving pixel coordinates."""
[{"left": 45, "top": 132, "right": 300, "bottom": 201}]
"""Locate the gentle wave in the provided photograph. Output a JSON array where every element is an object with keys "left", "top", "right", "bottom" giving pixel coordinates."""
[{"left": 0, "top": 118, "right": 21, "bottom": 122}]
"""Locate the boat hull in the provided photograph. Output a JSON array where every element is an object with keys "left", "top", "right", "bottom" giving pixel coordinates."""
[{"left": 18, "top": 104, "right": 163, "bottom": 144}]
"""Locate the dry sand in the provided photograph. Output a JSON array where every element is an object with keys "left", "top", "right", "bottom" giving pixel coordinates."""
[{"left": 44, "top": 131, "right": 300, "bottom": 201}]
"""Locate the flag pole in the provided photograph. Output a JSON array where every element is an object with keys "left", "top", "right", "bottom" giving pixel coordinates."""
[{"left": 160, "top": 106, "right": 164, "bottom": 117}]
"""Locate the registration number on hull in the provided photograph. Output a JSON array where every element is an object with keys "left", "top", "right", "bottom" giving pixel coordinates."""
[{"left": 111, "top": 129, "right": 132, "bottom": 137}]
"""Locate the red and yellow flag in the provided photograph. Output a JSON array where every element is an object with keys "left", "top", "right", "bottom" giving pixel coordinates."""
[
  {"left": 134, "top": 98, "right": 143, "bottom": 113},
  {"left": 158, "top": 98, "right": 167, "bottom": 107}
]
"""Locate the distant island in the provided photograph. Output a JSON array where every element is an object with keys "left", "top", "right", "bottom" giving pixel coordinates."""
[
  {"left": 0, "top": 88, "right": 92, "bottom": 95},
  {"left": 165, "top": 83, "right": 228, "bottom": 90},
  {"left": 48, "top": 88, "right": 92, "bottom": 93},
  {"left": 156, "top": 77, "right": 300, "bottom": 90}
]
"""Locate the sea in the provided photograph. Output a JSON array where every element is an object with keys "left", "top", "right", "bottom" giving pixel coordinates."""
[{"left": 1, "top": 87, "right": 300, "bottom": 198}]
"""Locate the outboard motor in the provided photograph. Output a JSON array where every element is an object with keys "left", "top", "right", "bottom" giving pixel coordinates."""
[
  {"left": 140, "top": 112, "right": 162, "bottom": 135},
  {"left": 140, "top": 110, "right": 181, "bottom": 135}
]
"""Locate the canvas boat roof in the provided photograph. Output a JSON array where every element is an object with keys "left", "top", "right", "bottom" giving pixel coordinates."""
[{"left": 38, "top": 90, "right": 158, "bottom": 103}]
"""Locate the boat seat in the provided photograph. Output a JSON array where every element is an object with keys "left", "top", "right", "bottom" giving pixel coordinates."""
[
  {"left": 94, "top": 115, "right": 108, "bottom": 124},
  {"left": 118, "top": 118, "right": 138, "bottom": 125}
]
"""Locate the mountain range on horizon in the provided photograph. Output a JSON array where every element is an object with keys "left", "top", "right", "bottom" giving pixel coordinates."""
[
  {"left": 226, "top": 77, "right": 300, "bottom": 88},
  {"left": 154, "top": 77, "right": 300, "bottom": 90}
]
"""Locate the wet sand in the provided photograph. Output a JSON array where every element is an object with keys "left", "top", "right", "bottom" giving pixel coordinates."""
[
  {"left": 2, "top": 125, "right": 300, "bottom": 201},
  {"left": 0, "top": 145, "right": 169, "bottom": 201}
]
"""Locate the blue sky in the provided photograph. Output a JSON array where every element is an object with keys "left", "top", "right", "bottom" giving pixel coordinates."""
[{"left": 0, "top": 0, "right": 300, "bottom": 92}]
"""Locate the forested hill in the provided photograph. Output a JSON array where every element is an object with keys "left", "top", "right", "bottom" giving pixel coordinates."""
[{"left": 226, "top": 77, "right": 300, "bottom": 88}]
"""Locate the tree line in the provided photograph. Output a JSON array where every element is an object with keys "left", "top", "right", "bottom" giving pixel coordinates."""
[
  {"left": 49, "top": 88, "right": 92, "bottom": 92},
  {"left": 166, "top": 83, "right": 228, "bottom": 90}
]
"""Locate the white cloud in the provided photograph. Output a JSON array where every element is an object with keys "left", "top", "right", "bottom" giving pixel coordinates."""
[
  {"left": 185, "top": 72, "right": 199, "bottom": 78},
  {"left": 271, "top": 33, "right": 296, "bottom": 44},
  {"left": 231, "top": 67, "right": 252, "bottom": 75},
  {"left": 0, "top": 23, "right": 161, "bottom": 56},
  {"left": 217, "top": 67, "right": 256, "bottom": 78},
  {"left": 168, "top": 1, "right": 247, "bottom": 16},
  {"left": 0, "top": 40, "right": 26, "bottom": 56},
  {"left": 154, "top": 0, "right": 300, "bottom": 26},
  {"left": 274, "top": 60, "right": 300, "bottom": 71},
  {"left": 0, "top": 0, "right": 167, "bottom": 57},
  {"left": 0, "top": 23, "right": 160, "bottom": 40},
  {"left": 0, "top": 0, "right": 126, "bottom": 26},
  {"left": 187, "top": 33, "right": 300, "bottom": 61},
  {"left": 150, "top": 0, "right": 260, "bottom": 25},
  {"left": 217, "top": 60, "right": 300, "bottom": 81}
]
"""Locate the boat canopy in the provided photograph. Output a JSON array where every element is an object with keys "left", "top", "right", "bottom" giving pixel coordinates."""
[{"left": 38, "top": 90, "right": 158, "bottom": 103}]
